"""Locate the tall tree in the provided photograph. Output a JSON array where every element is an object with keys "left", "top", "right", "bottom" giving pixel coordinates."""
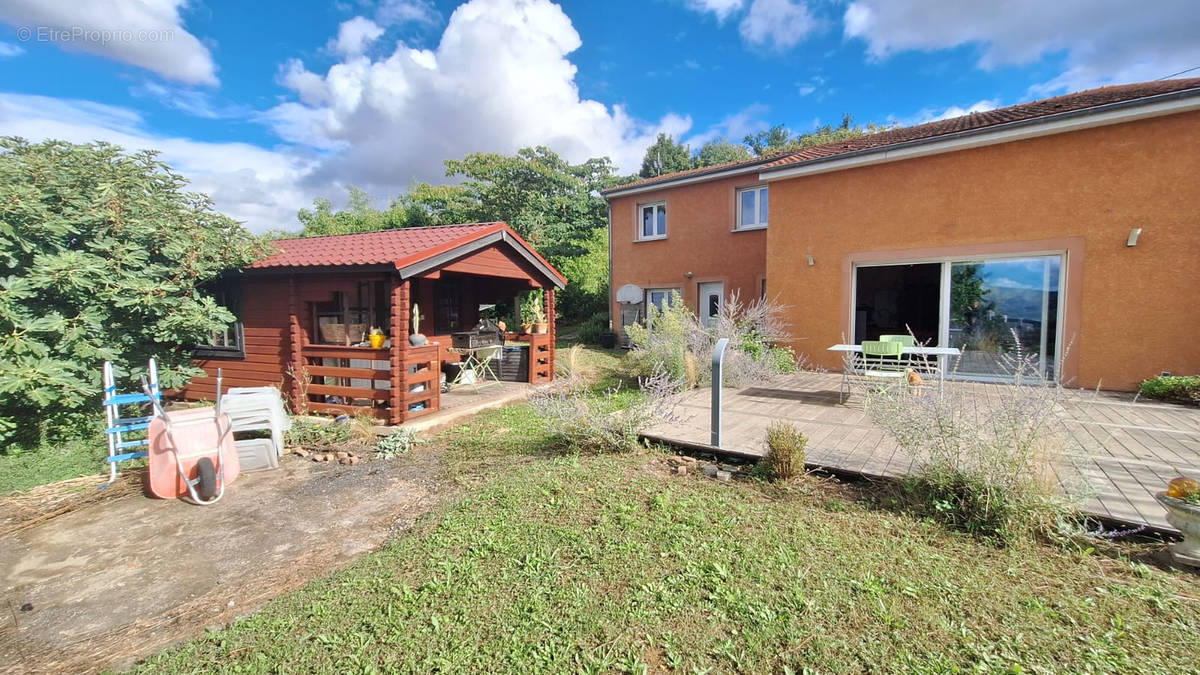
[
  {"left": 0, "top": 138, "right": 266, "bottom": 445},
  {"left": 744, "top": 115, "right": 884, "bottom": 156},
  {"left": 638, "top": 133, "right": 693, "bottom": 178},
  {"left": 695, "top": 138, "right": 752, "bottom": 167},
  {"left": 402, "top": 146, "right": 622, "bottom": 320},
  {"left": 743, "top": 124, "right": 795, "bottom": 156}
]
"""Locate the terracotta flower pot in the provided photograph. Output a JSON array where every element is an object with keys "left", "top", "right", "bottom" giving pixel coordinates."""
[
  {"left": 534, "top": 322, "right": 548, "bottom": 334},
  {"left": 521, "top": 323, "right": 533, "bottom": 334}
]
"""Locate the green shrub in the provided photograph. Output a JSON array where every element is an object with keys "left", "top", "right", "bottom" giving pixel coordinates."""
[
  {"left": 0, "top": 138, "right": 267, "bottom": 449},
  {"left": 1139, "top": 375, "right": 1200, "bottom": 405},
  {"left": 375, "top": 428, "right": 421, "bottom": 459},
  {"left": 763, "top": 421, "right": 807, "bottom": 480},
  {"left": 577, "top": 314, "right": 610, "bottom": 344}
]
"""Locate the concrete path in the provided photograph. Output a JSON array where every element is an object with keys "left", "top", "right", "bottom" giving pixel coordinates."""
[
  {"left": 0, "top": 451, "right": 446, "bottom": 673},
  {"left": 642, "top": 372, "right": 1200, "bottom": 532}
]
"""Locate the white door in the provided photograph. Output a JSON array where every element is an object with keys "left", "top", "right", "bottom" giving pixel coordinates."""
[{"left": 698, "top": 281, "right": 723, "bottom": 328}]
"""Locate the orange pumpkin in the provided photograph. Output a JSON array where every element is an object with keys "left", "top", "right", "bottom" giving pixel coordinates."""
[{"left": 1166, "top": 476, "right": 1200, "bottom": 499}]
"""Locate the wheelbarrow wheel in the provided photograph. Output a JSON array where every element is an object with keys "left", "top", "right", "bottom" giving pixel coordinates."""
[{"left": 195, "top": 457, "right": 218, "bottom": 501}]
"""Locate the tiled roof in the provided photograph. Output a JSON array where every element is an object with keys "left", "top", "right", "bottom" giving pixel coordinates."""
[
  {"left": 249, "top": 221, "right": 568, "bottom": 286},
  {"left": 603, "top": 78, "right": 1200, "bottom": 194},
  {"left": 760, "top": 78, "right": 1200, "bottom": 171},
  {"left": 600, "top": 149, "right": 797, "bottom": 195},
  {"left": 250, "top": 222, "right": 504, "bottom": 268}
]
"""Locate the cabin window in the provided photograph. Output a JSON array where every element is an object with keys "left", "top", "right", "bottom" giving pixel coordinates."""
[
  {"left": 736, "top": 185, "right": 768, "bottom": 230},
  {"left": 195, "top": 285, "right": 245, "bottom": 359},
  {"left": 435, "top": 280, "right": 463, "bottom": 333},
  {"left": 638, "top": 201, "right": 667, "bottom": 240}
]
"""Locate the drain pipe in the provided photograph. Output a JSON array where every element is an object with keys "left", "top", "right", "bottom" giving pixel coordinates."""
[{"left": 711, "top": 338, "right": 729, "bottom": 448}]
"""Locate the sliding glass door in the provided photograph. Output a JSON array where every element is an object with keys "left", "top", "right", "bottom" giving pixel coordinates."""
[
  {"left": 853, "top": 253, "right": 1064, "bottom": 381},
  {"left": 948, "top": 256, "right": 1061, "bottom": 378}
]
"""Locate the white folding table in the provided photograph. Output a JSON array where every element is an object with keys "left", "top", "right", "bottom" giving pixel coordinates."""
[{"left": 828, "top": 343, "right": 962, "bottom": 400}]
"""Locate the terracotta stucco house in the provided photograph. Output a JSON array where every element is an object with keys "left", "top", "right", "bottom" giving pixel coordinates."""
[{"left": 604, "top": 79, "right": 1200, "bottom": 390}]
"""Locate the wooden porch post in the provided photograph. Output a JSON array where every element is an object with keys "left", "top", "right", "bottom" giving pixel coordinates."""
[
  {"left": 388, "top": 278, "right": 410, "bottom": 425},
  {"left": 287, "top": 274, "right": 304, "bottom": 413},
  {"left": 545, "top": 287, "right": 556, "bottom": 381}
]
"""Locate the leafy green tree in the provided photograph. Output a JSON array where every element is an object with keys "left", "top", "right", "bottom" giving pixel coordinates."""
[
  {"left": 743, "top": 124, "right": 796, "bottom": 156},
  {"left": 638, "top": 133, "right": 693, "bottom": 178},
  {"left": 695, "top": 138, "right": 752, "bottom": 167},
  {"left": 744, "top": 115, "right": 884, "bottom": 156},
  {"left": 0, "top": 138, "right": 266, "bottom": 446},
  {"left": 297, "top": 186, "right": 427, "bottom": 236},
  {"left": 403, "top": 146, "right": 620, "bottom": 320}
]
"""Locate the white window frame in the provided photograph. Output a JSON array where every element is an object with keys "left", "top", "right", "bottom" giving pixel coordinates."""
[
  {"left": 735, "top": 185, "right": 768, "bottom": 231},
  {"left": 637, "top": 201, "right": 667, "bottom": 241}
]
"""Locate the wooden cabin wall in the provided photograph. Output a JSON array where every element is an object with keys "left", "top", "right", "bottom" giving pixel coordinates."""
[{"left": 181, "top": 276, "right": 290, "bottom": 400}]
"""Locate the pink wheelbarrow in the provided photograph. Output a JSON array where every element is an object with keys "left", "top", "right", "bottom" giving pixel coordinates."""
[{"left": 143, "top": 372, "right": 240, "bottom": 504}]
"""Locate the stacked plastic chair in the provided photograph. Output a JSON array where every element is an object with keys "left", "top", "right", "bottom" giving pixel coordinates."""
[
  {"left": 103, "top": 358, "right": 160, "bottom": 485},
  {"left": 218, "top": 387, "right": 291, "bottom": 473}
]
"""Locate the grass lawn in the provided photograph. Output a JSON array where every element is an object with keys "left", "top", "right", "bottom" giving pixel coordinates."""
[
  {"left": 0, "top": 432, "right": 110, "bottom": 495},
  {"left": 139, "top": 352, "right": 1200, "bottom": 673}
]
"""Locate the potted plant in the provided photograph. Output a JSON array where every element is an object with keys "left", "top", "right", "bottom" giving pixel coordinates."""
[
  {"left": 368, "top": 327, "right": 387, "bottom": 349},
  {"left": 531, "top": 301, "right": 548, "bottom": 334},
  {"left": 518, "top": 293, "right": 536, "bottom": 334},
  {"left": 1156, "top": 476, "right": 1200, "bottom": 567}
]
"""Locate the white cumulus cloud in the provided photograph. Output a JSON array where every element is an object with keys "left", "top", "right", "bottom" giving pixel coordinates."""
[
  {"left": 739, "top": 0, "right": 817, "bottom": 51},
  {"left": 329, "top": 16, "right": 385, "bottom": 57},
  {"left": 685, "top": 0, "right": 746, "bottom": 22},
  {"left": 0, "top": 0, "right": 218, "bottom": 85},
  {"left": 843, "top": 0, "right": 1200, "bottom": 94},
  {"left": 269, "top": 0, "right": 690, "bottom": 194},
  {"left": 0, "top": 93, "right": 316, "bottom": 232}
]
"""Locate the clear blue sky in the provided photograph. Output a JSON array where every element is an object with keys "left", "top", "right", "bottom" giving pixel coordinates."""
[{"left": 0, "top": 0, "right": 1195, "bottom": 231}]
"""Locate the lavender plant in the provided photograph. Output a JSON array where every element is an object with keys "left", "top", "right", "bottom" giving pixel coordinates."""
[
  {"left": 530, "top": 365, "right": 683, "bottom": 454},
  {"left": 623, "top": 291, "right": 803, "bottom": 389},
  {"left": 862, "top": 335, "right": 1084, "bottom": 543}
]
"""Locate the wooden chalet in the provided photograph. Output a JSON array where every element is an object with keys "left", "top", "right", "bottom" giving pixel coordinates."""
[{"left": 180, "top": 222, "right": 566, "bottom": 424}]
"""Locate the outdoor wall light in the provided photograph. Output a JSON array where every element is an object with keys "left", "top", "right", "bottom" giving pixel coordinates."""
[
  {"left": 805, "top": 254, "right": 815, "bottom": 266},
  {"left": 684, "top": 271, "right": 693, "bottom": 278},
  {"left": 1126, "top": 227, "right": 1142, "bottom": 247}
]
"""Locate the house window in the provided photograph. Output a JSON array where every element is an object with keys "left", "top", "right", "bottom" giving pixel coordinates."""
[
  {"left": 195, "top": 285, "right": 245, "bottom": 359},
  {"left": 638, "top": 201, "right": 667, "bottom": 240},
  {"left": 761, "top": 278, "right": 767, "bottom": 300},
  {"left": 736, "top": 186, "right": 768, "bottom": 230},
  {"left": 644, "top": 288, "right": 676, "bottom": 329}
]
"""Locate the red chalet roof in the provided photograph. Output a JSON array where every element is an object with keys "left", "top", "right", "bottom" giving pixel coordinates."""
[{"left": 249, "top": 222, "right": 566, "bottom": 287}]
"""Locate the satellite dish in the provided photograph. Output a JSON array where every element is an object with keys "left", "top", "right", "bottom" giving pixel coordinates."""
[{"left": 615, "top": 283, "right": 643, "bottom": 304}]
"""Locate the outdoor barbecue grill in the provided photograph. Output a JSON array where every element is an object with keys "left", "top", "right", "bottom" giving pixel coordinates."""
[{"left": 451, "top": 319, "right": 503, "bottom": 350}]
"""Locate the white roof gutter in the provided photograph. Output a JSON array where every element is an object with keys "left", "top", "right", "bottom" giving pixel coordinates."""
[
  {"left": 602, "top": 164, "right": 768, "bottom": 199},
  {"left": 758, "top": 90, "right": 1200, "bottom": 182}
]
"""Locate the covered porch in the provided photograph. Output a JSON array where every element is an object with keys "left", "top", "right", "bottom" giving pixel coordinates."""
[
  {"left": 184, "top": 223, "right": 565, "bottom": 425},
  {"left": 287, "top": 270, "right": 557, "bottom": 425}
]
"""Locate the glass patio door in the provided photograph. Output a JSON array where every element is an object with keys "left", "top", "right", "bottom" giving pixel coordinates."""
[{"left": 947, "top": 256, "right": 1061, "bottom": 379}]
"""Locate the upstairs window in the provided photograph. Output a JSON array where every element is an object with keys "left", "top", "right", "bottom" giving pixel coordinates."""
[
  {"left": 736, "top": 186, "right": 768, "bottom": 230},
  {"left": 638, "top": 201, "right": 667, "bottom": 240}
]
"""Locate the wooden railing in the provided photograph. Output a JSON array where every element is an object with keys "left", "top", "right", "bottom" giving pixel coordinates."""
[
  {"left": 300, "top": 343, "right": 392, "bottom": 420},
  {"left": 400, "top": 343, "right": 441, "bottom": 422},
  {"left": 528, "top": 333, "right": 553, "bottom": 384}
]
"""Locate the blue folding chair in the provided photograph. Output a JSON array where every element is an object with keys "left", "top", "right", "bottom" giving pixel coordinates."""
[{"left": 103, "top": 358, "right": 160, "bottom": 486}]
